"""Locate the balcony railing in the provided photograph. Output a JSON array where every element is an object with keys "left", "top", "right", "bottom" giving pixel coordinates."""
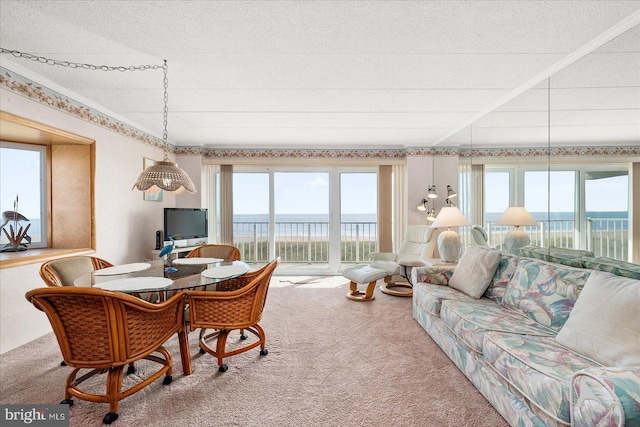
[
  {"left": 586, "top": 217, "right": 629, "bottom": 260},
  {"left": 233, "top": 221, "right": 377, "bottom": 264},
  {"left": 482, "top": 218, "right": 628, "bottom": 261}
]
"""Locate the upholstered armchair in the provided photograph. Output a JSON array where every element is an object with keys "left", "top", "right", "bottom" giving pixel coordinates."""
[
  {"left": 369, "top": 225, "right": 436, "bottom": 296},
  {"left": 471, "top": 225, "right": 490, "bottom": 247}
]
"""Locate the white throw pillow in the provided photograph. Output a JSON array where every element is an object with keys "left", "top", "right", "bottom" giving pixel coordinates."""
[
  {"left": 555, "top": 271, "right": 640, "bottom": 367},
  {"left": 448, "top": 247, "right": 501, "bottom": 298}
]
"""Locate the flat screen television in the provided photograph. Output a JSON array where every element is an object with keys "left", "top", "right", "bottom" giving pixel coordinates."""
[{"left": 164, "top": 208, "right": 208, "bottom": 241}]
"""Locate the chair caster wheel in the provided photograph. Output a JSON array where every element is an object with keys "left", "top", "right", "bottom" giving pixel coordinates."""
[
  {"left": 60, "top": 361, "right": 66, "bottom": 366},
  {"left": 126, "top": 364, "right": 136, "bottom": 375},
  {"left": 163, "top": 375, "right": 173, "bottom": 385},
  {"left": 260, "top": 348, "right": 268, "bottom": 356},
  {"left": 199, "top": 348, "right": 205, "bottom": 354},
  {"left": 218, "top": 364, "right": 228, "bottom": 372},
  {"left": 60, "top": 399, "right": 73, "bottom": 406},
  {"left": 240, "top": 334, "right": 248, "bottom": 340},
  {"left": 103, "top": 412, "right": 118, "bottom": 424}
]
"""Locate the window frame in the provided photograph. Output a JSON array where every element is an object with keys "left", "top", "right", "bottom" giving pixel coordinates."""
[{"left": 0, "top": 140, "right": 49, "bottom": 248}]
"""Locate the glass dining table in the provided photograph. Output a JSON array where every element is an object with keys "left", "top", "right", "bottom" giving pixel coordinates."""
[
  {"left": 72, "top": 258, "right": 251, "bottom": 376},
  {"left": 73, "top": 258, "right": 251, "bottom": 295}
]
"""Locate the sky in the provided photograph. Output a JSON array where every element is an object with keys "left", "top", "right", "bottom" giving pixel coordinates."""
[
  {"left": 485, "top": 171, "right": 629, "bottom": 213},
  {"left": 2, "top": 144, "right": 629, "bottom": 219},
  {"left": 0, "top": 146, "right": 42, "bottom": 218},
  {"left": 233, "top": 172, "right": 377, "bottom": 215}
]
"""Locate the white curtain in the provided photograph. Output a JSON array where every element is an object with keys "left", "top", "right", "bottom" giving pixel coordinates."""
[
  {"left": 459, "top": 164, "right": 484, "bottom": 247},
  {"left": 219, "top": 165, "right": 234, "bottom": 245},
  {"left": 392, "top": 163, "right": 407, "bottom": 253},
  {"left": 202, "top": 165, "right": 219, "bottom": 243}
]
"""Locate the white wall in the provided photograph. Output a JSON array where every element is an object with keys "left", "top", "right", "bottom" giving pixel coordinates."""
[{"left": 0, "top": 88, "right": 181, "bottom": 353}]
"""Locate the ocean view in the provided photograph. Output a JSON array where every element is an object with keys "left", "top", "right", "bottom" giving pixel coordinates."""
[{"left": 231, "top": 211, "right": 629, "bottom": 237}]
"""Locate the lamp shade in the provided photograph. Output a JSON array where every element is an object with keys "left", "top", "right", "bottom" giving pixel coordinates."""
[
  {"left": 132, "top": 160, "right": 197, "bottom": 194},
  {"left": 431, "top": 207, "right": 471, "bottom": 229},
  {"left": 496, "top": 207, "right": 537, "bottom": 227}
]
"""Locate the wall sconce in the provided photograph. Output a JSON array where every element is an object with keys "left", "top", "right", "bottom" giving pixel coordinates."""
[{"left": 446, "top": 185, "right": 457, "bottom": 199}]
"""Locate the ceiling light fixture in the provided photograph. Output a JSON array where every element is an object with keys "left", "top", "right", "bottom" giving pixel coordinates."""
[{"left": 132, "top": 60, "right": 196, "bottom": 194}]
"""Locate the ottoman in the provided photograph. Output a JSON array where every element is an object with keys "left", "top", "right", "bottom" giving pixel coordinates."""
[{"left": 342, "top": 264, "right": 388, "bottom": 301}]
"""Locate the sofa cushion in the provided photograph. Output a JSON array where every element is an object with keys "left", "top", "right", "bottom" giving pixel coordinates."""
[
  {"left": 502, "top": 258, "right": 591, "bottom": 332},
  {"left": 519, "top": 245, "right": 594, "bottom": 268},
  {"left": 440, "top": 299, "right": 555, "bottom": 354},
  {"left": 583, "top": 257, "right": 640, "bottom": 280},
  {"left": 484, "top": 332, "right": 598, "bottom": 425},
  {"left": 414, "top": 267, "right": 454, "bottom": 286},
  {"left": 555, "top": 271, "right": 640, "bottom": 367},
  {"left": 413, "top": 282, "right": 478, "bottom": 317},
  {"left": 449, "top": 247, "right": 501, "bottom": 298},
  {"left": 484, "top": 251, "right": 518, "bottom": 304}
]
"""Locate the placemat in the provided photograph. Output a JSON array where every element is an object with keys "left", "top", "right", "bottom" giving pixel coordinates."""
[
  {"left": 94, "top": 262, "right": 151, "bottom": 276},
  {"left": 201, "top": 264, "right": 249, "bottom": 279},
  {"left": 94, "top": 277, "right": 172, "bottom": 291},
  {"left": 173, "top": 257, "right": 223, "bottom": 265}
]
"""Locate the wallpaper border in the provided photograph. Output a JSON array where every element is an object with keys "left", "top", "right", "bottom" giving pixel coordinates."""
[{"left": 2, "top": 67, "right": 638, "bottom": 160}]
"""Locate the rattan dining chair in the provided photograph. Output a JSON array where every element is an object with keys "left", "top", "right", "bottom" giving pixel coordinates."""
[
  {"left": 185, "top": 244, "right": 241, "bottom": 261},
  {"left": 25, "top": 287, "right": 187, "bottom": 425},
  {"left": 40, "top": 256, "right": 113, "bottom": 287},
  {"left": 186, "top": 258, "right": 278, "bottom": 372}
]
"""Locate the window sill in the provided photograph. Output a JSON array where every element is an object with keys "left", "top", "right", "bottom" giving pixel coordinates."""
[{"left": 0, "top": 248, "right": 95, "bottom": 269}]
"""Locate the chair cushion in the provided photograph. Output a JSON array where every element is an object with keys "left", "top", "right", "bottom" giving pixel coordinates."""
[
  {"left": 49, "top": 257, "right": 94, "bottom": 286},
  {"left": 413, "top": 282, "right": 478, "bottom": 317},
  {"left": 502, "top": 258, "right": 591, "bottom": 332},
  {"left": 449, "top": 247, "right": 501, "bottom": 298},
  {"left": 555, "top": 271, "right": 640, "bottom": 367},
  {"left": 484, "top": 332, "right": 599, "bottom": 425},
  {"left": 440, "top": 299, "right": 554, "bottom": 354},
  {"left": 342, "top": 265, "right": 388, "bottom": 284},
  {"left": 369, "top": 259, "right": 401, "bottom": 275}
]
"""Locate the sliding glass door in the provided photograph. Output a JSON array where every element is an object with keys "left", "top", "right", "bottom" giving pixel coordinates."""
[
  {"left": 274, "top": 172, "right": 330, "bottom": 267},
  {"left": 227, "top": 167, "right": 377, "bottom": 273}
]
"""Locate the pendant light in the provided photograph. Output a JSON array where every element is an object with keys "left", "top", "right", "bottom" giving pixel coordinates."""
[{"left": 132, "top": 60, "right": 196, "bottom": 194}]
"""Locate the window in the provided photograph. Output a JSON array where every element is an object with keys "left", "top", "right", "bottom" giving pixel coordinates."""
[
  {"left": 0, "top": 111, "right": 95, "bottom": 268},
  {"left": 222, "top": 167, "right": 377, "bottom": 273},
  {"left": 482, "top": 164, "right": 629, "bottom": 260},
  {"left": 0, "top": 141, "right": 48, "bottom": 248}
]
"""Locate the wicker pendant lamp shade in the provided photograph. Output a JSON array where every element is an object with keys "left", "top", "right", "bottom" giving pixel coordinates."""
[
  {"left": 132, "top": 60, "right": 197, "bottom": 194},
  {"left": 133, "top": 158, "right": 196, "bottom": 194}
]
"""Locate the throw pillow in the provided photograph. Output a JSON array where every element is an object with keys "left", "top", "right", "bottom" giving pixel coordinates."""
[
  {"left": 448, "top": 247, "right": 501, "bottom": 298},
  {"left": 555, "top": 271, "right": 640, "bottom": 367}
]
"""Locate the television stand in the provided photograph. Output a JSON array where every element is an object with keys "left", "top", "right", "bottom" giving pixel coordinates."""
[{"left": 150, "top": 245, "right": 202, "bottom": 260}]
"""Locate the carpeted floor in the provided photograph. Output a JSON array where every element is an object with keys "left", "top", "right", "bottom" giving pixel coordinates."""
[{"left": 0, "top": 276, "right": 509, "bottom": 426}]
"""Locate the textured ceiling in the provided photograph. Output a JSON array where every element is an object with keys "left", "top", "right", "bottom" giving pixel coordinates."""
[{"left": 0, "top": 1, "right": 638, "bottom": 149}]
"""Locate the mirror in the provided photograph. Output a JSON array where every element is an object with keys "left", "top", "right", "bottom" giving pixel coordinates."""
[{"left": 441, "top": 23, "right": 638, "bottom": 258}]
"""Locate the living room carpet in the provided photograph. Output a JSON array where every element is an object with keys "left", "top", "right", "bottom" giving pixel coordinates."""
[{"left": 1, "top": 276, "right": 508, "bottom": 426}]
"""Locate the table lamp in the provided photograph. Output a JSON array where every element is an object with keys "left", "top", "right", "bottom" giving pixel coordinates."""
[
  {"left": 496, "top": 206, "right": 538, "bottom": 254},
  {"left": 431, "top": 206, "right": 470, "bottom": 262}
]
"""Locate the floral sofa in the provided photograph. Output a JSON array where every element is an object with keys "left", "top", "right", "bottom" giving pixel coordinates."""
[{"left": 411, "top": 246, "right": 640, "bottom": 426}]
